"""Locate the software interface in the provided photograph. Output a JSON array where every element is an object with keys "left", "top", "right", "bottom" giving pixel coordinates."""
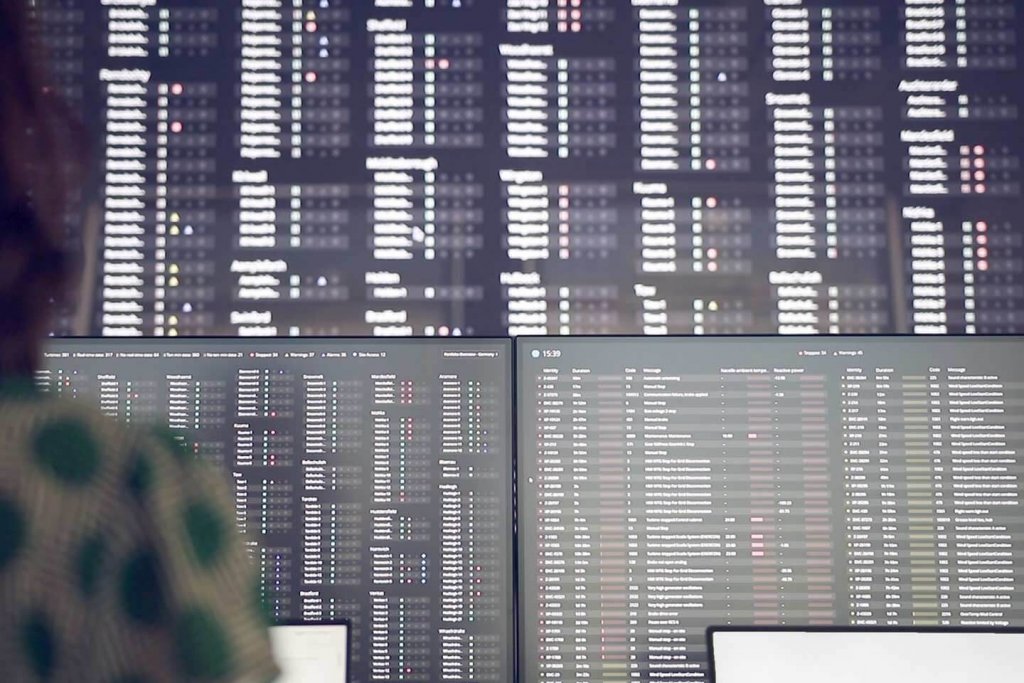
[
  {"left": 35, "top": 1, "right": 1024, "bottom": 337},
  {"left": 517, "top": 337, "right": 1024, "bottom": 682},
  {"left": 40, "top": 339, "right": 514, "bottom": 683}
]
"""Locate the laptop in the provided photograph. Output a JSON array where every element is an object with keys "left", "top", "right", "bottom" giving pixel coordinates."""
[
  {"left": 707, "top": 626, "right": 1024, "bottom": 683},
  {"left": 270, "top": 622, "right": 350, "bottom": 683}
]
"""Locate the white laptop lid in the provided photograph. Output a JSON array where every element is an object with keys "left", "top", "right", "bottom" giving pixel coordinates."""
[
  {"left": 270, "top": 624, "right": 349, "bottom": 683},
  {"left": 709, "top": 629, "right": 1024, "bottom": 683}
]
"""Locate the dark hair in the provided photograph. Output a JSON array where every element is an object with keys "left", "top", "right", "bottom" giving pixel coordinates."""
[{"left": 0, "top": 0, "right": 84, "bottom": 375}]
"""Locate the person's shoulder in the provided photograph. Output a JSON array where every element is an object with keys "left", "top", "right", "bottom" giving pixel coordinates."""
[
  {"left": 8, "top": 394, "right": 138, "bottom": 445},
  {"left": 0, "top": 393, "right": 193, "bottom": 489}
]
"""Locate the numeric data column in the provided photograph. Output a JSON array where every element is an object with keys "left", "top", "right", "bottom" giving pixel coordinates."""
[{"left": 529, "top": 365, "right": 572, "bottom": 679}]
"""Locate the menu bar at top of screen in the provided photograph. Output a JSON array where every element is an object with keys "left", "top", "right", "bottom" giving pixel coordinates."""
[{"left": 37, "top": 0, "right": 1023, "bottom": 338}]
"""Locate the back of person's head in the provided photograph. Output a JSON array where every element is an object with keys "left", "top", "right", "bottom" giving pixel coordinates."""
[{"left": 0, "top": 0, "right": 83, "bottom": 376}]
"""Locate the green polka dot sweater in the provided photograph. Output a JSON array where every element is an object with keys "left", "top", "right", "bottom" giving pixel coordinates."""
[{"left": 0, "top": 388, "right": 280, "bottom": 682}]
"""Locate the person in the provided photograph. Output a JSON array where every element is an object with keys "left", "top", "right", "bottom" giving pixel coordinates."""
[{"left": 0, "top": 2, "right": 280, "bottom": 681}]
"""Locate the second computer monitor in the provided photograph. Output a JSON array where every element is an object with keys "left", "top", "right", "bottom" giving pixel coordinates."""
[{"left": 517, "top": 336, "right": 1024, "bottom": 683}]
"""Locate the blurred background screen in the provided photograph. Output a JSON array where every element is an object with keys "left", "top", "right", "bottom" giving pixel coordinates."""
[{"left": 32, "top": 0, "right": 1024, "bottom": 338}]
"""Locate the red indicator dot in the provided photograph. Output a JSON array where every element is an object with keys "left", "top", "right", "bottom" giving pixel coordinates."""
[
  {"left": 305, "top": 71, "right": 317, "bottom": 83},
  {"left": 977, "top": 221, "right": 988, "bottom": 232},
  {"left": 170, "top": 121, "right": 183, "bottom": 133},
  {"left": 977, "top": 235, "right": 988, "bottom": 246},
  {"left": 707, "top": 197, "right": 719, "bottom": 208},
  {"left": 708, "top": 248, "right": 719, "bottom": 259},
  {"left": 706, "top": 159, "right": 718, "bottom": 170},
  {"left": 439, "top": 58, "right": 450, "bottom": 70},
  {"left": 974, "top": 145, "right": 985, "bottom": 155},
  {"left": 171, "top": 83, "right": 184, "bottom": 95},
  {"left": 978, "top": 260, "right": 989, "bottom": 271},
  {"left": 977, "top": 247, "right": 989, "bottom": 259},
  {"left": 306, "top": 21, "right": 317, "bottom": 32}
]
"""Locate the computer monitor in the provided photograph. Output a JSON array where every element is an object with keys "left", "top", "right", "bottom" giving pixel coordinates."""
[
  {"left": 516, "top": 335, "right": 1024, "bottom": 682},
  {"left": 707, "top": 627, "right": 1024, "bottom": 683},
  {"left": 271, "top": 622, "right": 350, "bottom": 683},
  {"left": 32, "top": 2, "right": 1024, "bottom": 337},
  {"left": 40, "top": 338, "right": 515, "bottom": 683}
]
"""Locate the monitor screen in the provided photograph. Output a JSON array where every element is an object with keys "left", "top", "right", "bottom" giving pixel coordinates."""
[
  {"left": 708, "top": 628, "right": 1024, "bottom": 683},
  {"left": 40, "top": 338, "right": 514, "bottom": 683},
  {"left": 271, "top": 623, "right": 350, "bottom": 683},
  {"left": 516, "top": 336, "right": 1024, "bottom": 682},
  {"left": 32, "top": 1, "right": 1024, "bottom": 337}
]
